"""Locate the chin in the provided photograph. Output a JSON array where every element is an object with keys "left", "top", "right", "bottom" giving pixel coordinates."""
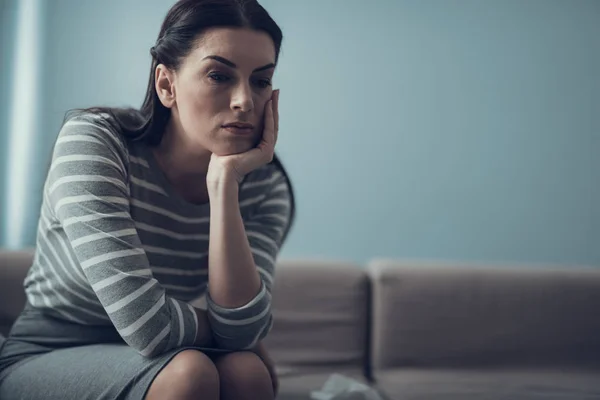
[
  {"left": 216, "top": 133, "right": 261, "bottom": 155},
  {"left": 212, "top": 140, "right": 255, "bottom": 156}
]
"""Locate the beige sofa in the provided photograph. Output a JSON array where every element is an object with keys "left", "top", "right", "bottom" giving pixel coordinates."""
[{"left": 1, "top": 250, "right": 599, "bottom": 399}]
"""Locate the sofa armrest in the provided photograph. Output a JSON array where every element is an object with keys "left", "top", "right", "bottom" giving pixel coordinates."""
[
  {"left": 0, "top": 249, "right": 34, "bottom": 335},
  {"left": 369, "top": 259, "right": 600, "bottom": 371}
]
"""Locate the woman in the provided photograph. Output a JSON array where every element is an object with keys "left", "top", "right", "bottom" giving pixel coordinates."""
[{"left": 0, "top": 0, "right": 295, "bottom": 398}]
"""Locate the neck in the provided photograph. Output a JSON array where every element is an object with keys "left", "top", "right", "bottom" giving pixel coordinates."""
[{"left": 152, "top": 117, "right": 212, "bottom": 204}]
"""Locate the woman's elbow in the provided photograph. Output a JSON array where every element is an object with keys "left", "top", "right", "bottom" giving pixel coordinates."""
[{"left": 213, "top": 317, "right": 272, "bottom": 351}]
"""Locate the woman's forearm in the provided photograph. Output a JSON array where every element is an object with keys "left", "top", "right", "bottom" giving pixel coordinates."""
[{"left": 207, "top": 177, "right": 262, "bottom": 308}]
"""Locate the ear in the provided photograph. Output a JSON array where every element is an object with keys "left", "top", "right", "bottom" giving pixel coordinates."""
[{"left": 155, "top": 64, "right": 176, "bottom": 108}]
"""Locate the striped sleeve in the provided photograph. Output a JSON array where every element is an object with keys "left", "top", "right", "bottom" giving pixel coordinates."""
[
  {"left": 206, "top": 167, "right": 292, "bottom": 350},
  {"left": 46, "top": 116, "right": 198, "bottom": 358}
]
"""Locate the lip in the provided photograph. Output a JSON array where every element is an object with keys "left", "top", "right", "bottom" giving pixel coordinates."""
[
  {"left": 222, "top": 126, "right": 254, "bottom": 135},
  {"left": 222, "top": 122, "right": 254, "bottom": 129}
]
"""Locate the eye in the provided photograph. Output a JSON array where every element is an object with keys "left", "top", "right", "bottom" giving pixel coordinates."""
[
  {"left": 254, "top": 78, "right": 272, "bottom": 89},
  {"left": 208, "top": 72, "right": 231, "bottom": 83}
]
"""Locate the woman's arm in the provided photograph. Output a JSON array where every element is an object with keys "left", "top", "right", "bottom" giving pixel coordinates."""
[
  {"left": 207, "top": 176, "right": 262, "bottom": 308},
  {"left": 204, "top": 166, "right": 290, "bottom": 350},
  {"left": 48, "top": 115, "right": 206, "bottom": 357},
  {"left": 203, "top": 92, "right": 290, "bottom": 350}
]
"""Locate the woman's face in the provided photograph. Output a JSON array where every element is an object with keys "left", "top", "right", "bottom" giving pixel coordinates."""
[{"left": 158, "top": 27, "right": 276, "bottom": 156}]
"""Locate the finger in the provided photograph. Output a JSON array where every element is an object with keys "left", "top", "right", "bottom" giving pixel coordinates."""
[
  {"left": 263, "top": 99, "right": 275, "bottom": 148},
  {"left": 273, "top": 89, "right": 279, "bottom": 142}
]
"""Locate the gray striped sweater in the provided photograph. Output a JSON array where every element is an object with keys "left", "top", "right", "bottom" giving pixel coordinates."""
[{"left": 23, "top": 113, "right": 292, "bottom": 357}]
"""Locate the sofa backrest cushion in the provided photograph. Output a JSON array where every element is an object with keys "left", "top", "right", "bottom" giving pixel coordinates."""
[
  {"left": 263, "top": 260, "right": 370, "bottom": 372},
  {"left": 370, "top": 259, "right": 600, "bottom": 370}
]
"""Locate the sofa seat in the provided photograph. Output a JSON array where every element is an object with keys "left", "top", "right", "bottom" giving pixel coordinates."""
[
  {"left": 277, "top": 366, "right": 369, "bottom": 400},
  {"left": 375, "top": 368, "right": 600, "bottom": 400}
]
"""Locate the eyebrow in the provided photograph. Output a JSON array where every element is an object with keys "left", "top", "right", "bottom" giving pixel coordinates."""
[{"left": 202, "top": 55, "right": 275, "bottom": 73}]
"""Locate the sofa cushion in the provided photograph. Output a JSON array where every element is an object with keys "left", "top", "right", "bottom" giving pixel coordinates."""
[
  {"left": 0, "top": 250, "right": 34, "bottom": 336},
  {"left": 263, "top": 260, "right": 370, "bottom": 373},
  {"left": 369, "top": 259, "right": 600, "bottom": 370},
  {"left": 375, "top": 368, "right": 600, "bottom": 400},
  {"left": 277, "top": 367, "right": 369, "bottom": 400}
]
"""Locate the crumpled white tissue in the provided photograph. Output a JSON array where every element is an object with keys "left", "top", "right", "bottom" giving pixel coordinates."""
[{"left": 310, "top": 373, "right": 383, "bottom": 400}]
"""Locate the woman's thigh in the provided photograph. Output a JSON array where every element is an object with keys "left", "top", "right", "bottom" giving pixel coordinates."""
[
  {"left": 0, "top": 343, "right": 178, "bottom": 400},
  {"left": 213, "top": 351, "right": 275, "bottom": 399}
]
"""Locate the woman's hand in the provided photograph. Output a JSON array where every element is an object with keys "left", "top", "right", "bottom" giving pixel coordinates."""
[{"left": 207, "top": 89, "right": 279, "bottom": 189}]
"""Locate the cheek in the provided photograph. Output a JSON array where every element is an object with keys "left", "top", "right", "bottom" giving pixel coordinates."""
[
  {"left": 256, "top": 88, "right": 272, "bottom": 103},
  {"left": 255, "top": 93, "right": 272, "bottom": 122},
  {"left": 179, "top": 86, "right": 214, "bottom": 120},
  {"left": 254, "top": 93, "right": 269, "bottom": 114}
]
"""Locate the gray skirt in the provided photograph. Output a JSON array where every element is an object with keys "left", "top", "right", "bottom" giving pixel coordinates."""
[{"left": 0, "top": 302, "right": 230, "bottom": 400}]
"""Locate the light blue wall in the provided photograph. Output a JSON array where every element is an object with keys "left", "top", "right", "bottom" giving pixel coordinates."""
[
  {"left": 262, "top": 0, "right": 600, "bottom": 265},
  {"left": 19, "top": 0, "right": 600, "bottom": 264},
  {"left": 0, "top": 0, "right": 18, "bottom": 245},
  {"left": 30, "top": 0, "right": 171, "bottom": 245},
  {"left": 594, "top": 32, "right": 600, "bottom": 264}
]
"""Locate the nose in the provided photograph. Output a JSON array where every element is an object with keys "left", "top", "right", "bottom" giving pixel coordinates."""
[{"left": 230, "top": 82, "right": 254, "bottom": 113}]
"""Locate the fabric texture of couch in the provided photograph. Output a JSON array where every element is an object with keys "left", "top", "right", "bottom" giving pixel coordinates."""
[
  {"left": 369, "top": 259, "right": 600, "bottom": 399},
  {"left": 1, "top": 250, "right": 599, "bottom": 399}
]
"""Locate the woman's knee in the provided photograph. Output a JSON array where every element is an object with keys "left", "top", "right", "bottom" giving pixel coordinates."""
[
  {"left": 214, "top": 351, "right": 274, "bottom": 399},
  {"left": 146, "top": 350, "right": 219, "bottom": 400}
]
